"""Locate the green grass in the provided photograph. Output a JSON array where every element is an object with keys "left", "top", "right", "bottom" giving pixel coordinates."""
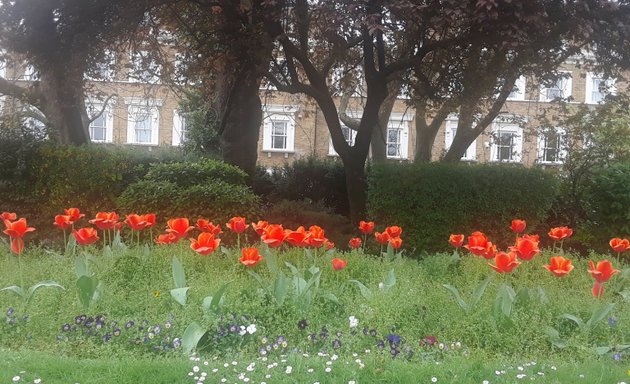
[{"left": 1, "top": 236, "right": 629, "bottom": 383}]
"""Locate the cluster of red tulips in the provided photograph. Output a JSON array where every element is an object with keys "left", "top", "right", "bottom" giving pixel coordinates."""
[
  {"left": 450, "top": 219, "right": 627, "bottom": 298},
  {"left": 347, "top": 221, "right": 403, "bottom": 251}
]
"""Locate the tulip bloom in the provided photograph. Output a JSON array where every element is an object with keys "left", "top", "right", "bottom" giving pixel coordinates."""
[
  {"left": 190, "top": 232, "right": 221, "bottom": 256},
  {"left": 125, "top": 214, "right": 150, "bottom": 231},
  {"left": 240, "top": 247, "right": 264, "bottom": 267},
  {"left": 449, "top": 234, "right": 465, "bottom": 248},
  {"left": 166, "top": 218, "right": 194, "bottom": 240},
  {"left": 261, "top": 224, "right": 285, "bottom": 248},
  {"left": 332, "top": 258, "right": 347, "bottom": 271},
  {"left": 389, "top": 237, "right": 402, "bottom": 250},
  {"left": 374, "top": 231, "right": 390, "bottom": 245},
  {"left": 385, "top": 226, "right": 402, "bottom": 238},
  {"left": 285, "top": 226, "right": 310, "bottom": 247},
  {"left": 588, "top": 260, "right": 620, "bottom": 283},
  {"left": 543, "top": 256, "right": 574, "bottom": 277},
  {"left": 54, "top": 215, "right": 73, "bottom": 231},
  {"left": 307, "top": 225, "right": 327, "bottom": 248},
  {"left": 610, "top": 238, "right": 630, "bottom": 253},
  {"left": 64, "top": 208, "right": 85, "bottom": 224},
  {"left": 155, "top": 233, "right": 179, "bottom": 245},
  {"left": 592, "top": 281, "right": 605, "bottom": 298},
  {"left": 463, "top": 231, "right": 489, "bottom": 256},
  {"left": 72, "top": 227, "right": 100, "bottom": 246},
  {"left": 1, "top": 212, "right": 16, "bottom": 221},
  {"left": 481, "top": 242, "right": 497, "bottom": 260},
  {"left": 348, "top": 237, "right": 362, "bottom": 249},
  {"left": 197, "top": 219, "right": 222, "bottom": 235},
  {"left": 511, "top": 236, "right": 540, "bottom": 261},
  {"left": 511, "top": 219, "right": 526, "bottom": 233},
  {"left": 359, "top": 221, "right": 375, "bottom": 235},
  {"left": 3, "top": 218, "right": 36, "bottom": 238},
  {"left": 10, "top": 238, "right": 24, "bottom": 255},
  {"left": 488, "top": 251, "right": 521, "bottom": 274},
  {"left": 548, "top": 226, "right": 573, "bottom": 241},
  {"left": 324, "top": 240, "right": 335, "bottom": 250},
  {"left": 252, "top": 220, "right": 269, "bottom": 236},
  {"left": 226, "top": 217, "right": 248, "bottom": 233},
  {"left": 89, "top": 212, "right": 120, "bottom": 230}
]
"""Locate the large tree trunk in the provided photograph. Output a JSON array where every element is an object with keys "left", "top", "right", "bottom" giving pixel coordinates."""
[{"left": 414, "top": 102, "right": 454, "bottom": 163}]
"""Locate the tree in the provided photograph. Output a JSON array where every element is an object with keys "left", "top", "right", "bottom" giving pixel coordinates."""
[{"left": 0, "top": 0, "right": 156, "bottom": 144}]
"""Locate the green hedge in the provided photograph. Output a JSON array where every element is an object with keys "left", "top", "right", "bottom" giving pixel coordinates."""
[
  {"left": 588, "top": 162, "right": 630, "bottom": 239},
  {"left": 367, "top": 163, "right": 559, "bottom": 255},
  {"left": 117, "top": 160, "right": 260, "bottom": 224}
]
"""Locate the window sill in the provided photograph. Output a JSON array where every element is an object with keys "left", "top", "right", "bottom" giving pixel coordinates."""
[{"left": 125, "top": 142, "right": 159, "bottom": 147}]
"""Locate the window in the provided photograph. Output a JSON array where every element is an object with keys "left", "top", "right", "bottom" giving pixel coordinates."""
[
  {"left": 129, "top": 50, "right": 161, "bottom": 83},
  {"left": 585, "top": 73, "right": 616, "bottom": 104},
  {"left": 490, "top": 122, "right": 523, "bottom": 163},
  {"left": 88, "top": 107, "right": 114, "bottom": 143},
  {"left": 19, "top": 64, "right": 38, "bottom": 81},
  {"left": 539, "top": 72, "right": 572, "bottom": 101},
  {"left": 507, "top": 76, "right": 526, "bottom": 101},
  {"left": 444, "top": 116, "right": 477, "bottom": 161},
  {"left": 125, "top": 98, "right": 161, "bottom": 145},
  {"left": 172, "top": 110, "right": 189, "bottom": 146},
  {"left": 328, "top": 124, "right": 356, "bottom": 155},
  {"left": 262, "top": 105, "right": 297, "bottom": 152},
  {"left": 537, "top": 128, "right": 566, "bottom": 164},
  {"left": 386, "top": 113, "right": 411, "bottom": 159}
]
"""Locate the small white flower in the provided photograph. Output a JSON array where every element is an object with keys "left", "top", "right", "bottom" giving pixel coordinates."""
[
  {"left": 212, "top": 368, "right": 218, "bottom": 373},
  {"left": 203, "top": 361, "right": 209, "bottom": 366},
  {"left": 220, "top": 379, "right": 227, "bottom": 383},
  {"left": 188, "top": 372, "right": 194, "bottom": 377},
  {"left": 265, "top": 374, "right": 272, "bottom": 379},
  {"left": 243, "top": 378, "right": 250, "bottom": 383},
  {"left": 239, "top": 326, "right": 247, "bottom": 336},
  {"left": 201, "top": 372, "right": 207, "bottom": 377},
  {"left": 267, "top": 364, "right": 274, "bottom": 369},
  {"left": 193, "top": 366, "right": 200, "bottom": 373},
  {"left": 482, "top": 381, "right": 490, "bottom": 384},
  {"left": 355, "top": 359, "right": 362, "bottom": 364},
  {"left": 326, "top": 361, "right": 332, "bottom": 366},
  {"left": 303, "top": 353, "right": 310, "bottom": 357},
  {"left": 352, "top": 352, "right": 358, "bottom": 357},
  {"left": 517, "top": 366, "right": 524, "bottom": 371},
  {"left": 365, "top": 349, "right": 371, "bottom": 353},
  {"left": 349, "top": 381, "right": 356, "bottom": 384},
  {"left": 224, "top": 363, "right": 229, "bottom": 368},
  {"left": 285, "top": 366, "right": 293, "bottom": 374},
  {"left": 579, "top": 374, "right": 585, "bottom": 378},
  {"left": 34, "top": 380, "right": 42, "bottom": 384},
  {"left": 232, "top": 361, "right": 238, "bottom": 366},
  {"left": 247, "top": 324, "right": 257, "bottom": 334},
  {"left": 325, "top": 367, "right": 332, "bottom": 373},
  {"left": 238, "top": 373, "right": 245, "bottom": 380},
  {"left": 12, "top": 377, "right": 20, "bottom": 383},
  {"left": 331, "top": 354, "right": 338, "bottom": 361},
  {"left": 431, "top": 377, "right": 438, "bottom": 383},
  {"left": 495, "top": 371, "right": 502, "bottom": 376},
  {"left": 349, "top": 315, "right": 359, "bottom": 328},
  {"left": 551, "top": 366, "right": 557, "bottom": 371},
  {"left": 378, "top": 282, "right": 384, "bottom": 290},
  {"left": 538, "top": 372, "right": 545, "bottom": 376},
  {"left": 307, "top": 368, "right": 314, "bottom": 373},
  {"left": 516, "top": 374, "right": 526, "bottom": 379}
]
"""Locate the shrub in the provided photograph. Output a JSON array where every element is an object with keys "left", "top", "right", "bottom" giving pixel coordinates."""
[
  {"left": 367, "top": 162, "right": 559, "bottom": 255},
  {"left": 586, "top": 162, "right": 630, "bottom": 242},
  {"left": 117, "top": 160, "right": 260, "bottom": 224}
]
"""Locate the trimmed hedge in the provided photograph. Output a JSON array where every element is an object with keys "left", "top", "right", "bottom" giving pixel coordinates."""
[
  {"left": 117, "top": 160, "right": 260, "bottom": 223},
  {"left": 368, "top": 163, "right": 559, "bottom": 255},
  {"left": 588, "top": 162, "right": 630, "bottom": 240}
]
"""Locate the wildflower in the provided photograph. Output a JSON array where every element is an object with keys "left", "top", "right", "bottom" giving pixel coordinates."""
[
  {"left": 297, "top": 319, "right": 308, "bottom": 330},
  {"left": 431, "top": 377, "right": 438, "bottom": 383},
  {"left": 349, "top": 315, "right": 358, "bottom": 328},
  {"left": 285, "top": 366, "right": 292, "bottom": 374},
  {"left": 332, "top": 339, "right": 341, "bottom": 349},
  {"left": 247, "top": 324, "right": 257, "bottom": 334}
]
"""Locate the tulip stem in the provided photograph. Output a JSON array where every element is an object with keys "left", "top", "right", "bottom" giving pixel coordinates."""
[{"left": 62, "top": 230, "right": 67, "bottom": 252}]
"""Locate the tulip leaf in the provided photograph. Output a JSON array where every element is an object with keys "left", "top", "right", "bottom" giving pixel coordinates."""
[
  {"left": 515, "top": 287, "right": 530, "bottom": 305},
  {"left": 383, "top": 269, "right": 396, "bottom": 290},
  {"left": 172, "top": 256, "right": 186, "bottom": 288},
  {"left": 220, "top": 246, "right": 230, "bottom": 256},
  {"left": 595, "top": 346, "right": 611, "bottom": 355},
  {"left": 77, "top": 275, "right": 100, "bottom": 309},
  {"left": 273, "top": 272, "right": 288, "bottom": 306},
  {"left": 208, "top": 282, "right": 231, "bottom": 313},
  {"left": 65, "top": 236, "right": 76, "bottom": 256},
  {"left": 0, "top": 285, "right": 26, "bottom": 299},
  {"left": 618, "top": 289, "right": 630, "bottom": 302},
  {"left": 308, "top": 266, "right": 320, "bottom": 276},
  {"left": 385, "top": 243, "right": 395, "bottom": 261},
  {"left": 293, "top": 276, "right": 308, "bottom": 296},
  {"left": 27, "top": 280, "right": 64, "bottom": 302},
  {"left": 537, "top": 287, "right": 549, "bottom": 305},
  {"left": 112, "top": 231, "right": 126, "bottom": 251},
  {"left": 495, "top": 284, "right": 516, "bottom": 318},
  {"left": 586, "top": 303, "right": 614, "bottom": 330},
  {"left": 349, "top": 279, "right": 372, "bottom": 299},
  {"left": 170, "top": 287, "right": 189, "bottom": 306},
  {"left": 182, "top": 322, "right": 207, "bottom": 354},
  {"left": 560, "top": 313, "right": 585, "bottom": 329},
  {"left": 442, "top": 284, "right": 469, "bottom": 313},
  {"left": 544, "top": 326, "right": 568, "bottom": 349},
  {"left": 264, "top": 248, "right": 278, "bottom": 276},
  {"left": 75, "top": 257, "right": 90, "bottom": 278},
  {"left": 285, "top": 262, "right": 300, "bottom": 278},
  {"left": 321, "top": 292, "right": 340, "bottom": 305},
  {"left": 304, "top": 270, "right": 321, "bottom": 293},
  {"left": 102, "top": 245, "right": 113, "bottom": 258},
  {"left": 470, "top": 277, "right": 492, "bottom": 309}
]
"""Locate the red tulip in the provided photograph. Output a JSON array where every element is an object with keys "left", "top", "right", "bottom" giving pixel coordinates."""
[
  {"left": 488, "top": 251, "right": 521, "bottom": 274},
  {"left": 548, "top": 226, "right": 573, "bottom": 241},
  {"left": 64, "top": 208, "right": 85, "bottom": 224},
  {"left": 89, "top": 212, "right": 119, "bottom": 230},
  {"left": 155, "top": 232, "right": 179, "bottom": 245},
  {"left": 3, "top": 218, "right": 36, "bottom": 238},
  {"left": 226, "top": 217, "right": 248, "bottom": 234},
  {"left": 196, "top": 219, "right": 222, "bottom": 235},
  {"left": 144, "top": 213, "right": 156, "bottom": 227},
  {"left": 374, "top": 231, "right": 390, "bottom": 245},
  {"left": 348, "top": 237, "right": 362, "bottom": 249},
  {"left": 511, "top": 236, "right": 540, "bottom": 261},
  {"left": 481, "top": 242, "right": 497, "bottom": 260},
  {"left": 588, "top": 260, "right": 620, "bottom": 283},
  {"left": 72, "top": 227, "right": 99, "bottom": 246},
  {"left": 166, "top": 218, "right": 194, "bottom": 240},
  {"left": 53, "top": 215, "right": 73, "bottom": 231},
  {"left": 125, "top": 214, "right": 149, "bottom": 231},
  {"left": 592, "top": 281, "right": 605, "bottom": 298},
  {"left": 332, "top": 258, "right": 347, "bottom": 271},
  {"left": 359, "top": 221, "right": 375, "bottom": 235},
  {"left": 261, "top": 224, "right": 285, "bottom": 248},
  {"left": 10, "top": 238, "right": 24, "bottom": 255},
  {"left": 511, "top": 219, "right": 526, "bottom": 233},
  {"left": 252, "top": 220, "right": 269, "bottom": 236},
  {"left": 448, "top": 234, "right": 464, "bottom": 248},
  {"left": 543, "top": 256, "right": 574, "bottom": 277},
  {"left": 190, "top": 232, "right": 221, "bottom": 256},
  {"left": 523, "top": 234, "right": 540, "bottom": 242},
  {"left": 240, "top": 247, "right": 264, "bottom": 267},
  {"left": 1, "top": 212, "right": 16, "bottom": 221},
  {"left": 385, "top": 226, "right": 402, "bottom": 238},
  {"left": 285, "top": 226, "right": 310, "bottom": 247},
  {"left": 389, "top": 236, "right": 403, "bottom": 250},
  {"left": 463, "top": 231, "right": 489, "bottom": 256},
  {"left": 324, "top": 240, "right": 335, "bottom": 250},
  {"left": 306, "top": 225, "right": 327, "bottom": 248},
  {"left": 610, "top": 238, "right": 630, "bottom": 253}
]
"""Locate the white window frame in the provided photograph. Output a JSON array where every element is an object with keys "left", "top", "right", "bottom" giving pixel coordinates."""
[
  {"left": 444, "top": 115, "right": 477, "bottom": 161},
  {"left": 262, "top": 105, "right": 297, "bottom": 153},
  {"left": 539, "top": 72, "right": 572, "bottom": 102},
  {"left": 507, "top": 76, "right": 526, "bottom": 101},
  {"left": 537, "top": 127, "right": 566, "bottom": 165},
  {"left": 86, "top": 102, "right": 114, "bottom": 143},
  {"left": 386, "top": 113, "right": 411, "bottom": 160},
  {"left": 328, "top": 124, "right": 357, "bottom": 156},
  {"left": 490, "top": 121, "right": 523, "bottom": 163},
  {"left": 585, "top": 72, "right": 616, "bottom": 104},
  {"left": 125, "top": 98, "right": 162, "bottom": 145},
  {"left": 172, "top": 109, "right": 188, "bottom": 146}
]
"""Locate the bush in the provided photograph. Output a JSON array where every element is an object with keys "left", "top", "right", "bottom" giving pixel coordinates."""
[
  {"left": 586, "top": 162, "right": 630, "bottom": 242},
  {"left": 117, "top": 160, "right": 260, "bottom": 224},
  {"left": 252, "top": 157, "right": 348, "bottom": 216},
  {"left": 367, "top": 163, "right": 559, "bottom": 255}
]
